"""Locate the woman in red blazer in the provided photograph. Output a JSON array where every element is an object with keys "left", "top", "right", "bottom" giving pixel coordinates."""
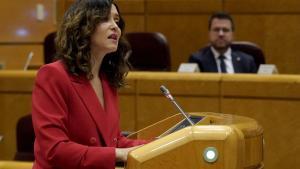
[{"left": 32, "top": 1, "right": 147, "bottom": 169}]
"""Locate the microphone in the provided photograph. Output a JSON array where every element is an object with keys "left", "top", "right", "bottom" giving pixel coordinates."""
[
  {"left": 24, "top": 51, "right": 34, "bottom": 71},
  {"left": 160, "top": 85, "right": 194, "bottom": 125}
]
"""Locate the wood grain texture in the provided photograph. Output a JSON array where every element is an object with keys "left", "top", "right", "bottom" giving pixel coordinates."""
[
  {"left": 0, "top": 161, "right": 123, "bottom": 169},
  {"left": 0, "top": 161, "right": 33, "bottom": 169},
  {"left": 0, "top": 71, "right": 36, "bottom": 160},
  {"left": 147, "top": 0, "right": 222, "bottom": 14},
  {"left": 224, "top": 0, "right": 300, "bottom": 13},
  {"left": 221, "top": 74, "right": 300, "bottom": 98},
  {"left": 0, "top": 45, "right": 43, "bottom": 70},
  {"left": 127, "top": 113, "right": 263, "bottom": 169},
  {"left": 123, "top": 15, "right": 145, "bottom": 32},
  {"left": 119, "top": 95, "right": 136, "bottom": 131},
  {"left": 0, "top": 0, "right": 56, "bottom": 42},
  {"left": 116, "top": 0, "right": 144, "bottom": 14},
  {"left": 146, "top": 15, "right": 211, "bottom": 71},
  {"left": 233, "top": 15, "right": 300, "bottom": 74},
  {"left": 0, "top": 71, "right": 299, "bottom": 169},
  {"left": 221, "top": 99, "right": 300, "bottom": 169},
  {"left": 15, "top": 0, "right": 300, "bottom": 74}
]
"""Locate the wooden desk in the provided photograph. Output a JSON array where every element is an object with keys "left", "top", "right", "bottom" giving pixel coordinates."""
[
  {"left": 0, "top": 161, "right": 124, "bottom": 169},
  {"left": 0, "top": 71, "right": 299, "bottom": 169},
  {"left": 127, "top": 112, "right": 263, "bottom": 169}
]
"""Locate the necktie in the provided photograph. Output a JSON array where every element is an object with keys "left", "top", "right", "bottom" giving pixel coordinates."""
[{"left": 219, "top": 55, "right": 227, "bottom": 73}]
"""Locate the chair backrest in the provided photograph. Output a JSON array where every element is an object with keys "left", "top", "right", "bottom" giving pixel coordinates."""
[
  {"left": 43, "top": 32, "right": 57, "bottom": 64},
  {"left": 125, "top": 32, "right": 171, "bottom": 71},
  {"left": 15, "top": 114, "right": 35, "bottom": 161},
  {"left": 44, "top": 31, "right": 172, "bottom": 71},
  {"left": 231, "top": 41, "right": 266, "bottom": 68}
]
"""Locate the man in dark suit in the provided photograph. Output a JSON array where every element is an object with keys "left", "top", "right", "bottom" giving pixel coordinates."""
[{"left": 189, "top": 12, "right": 257, "bottom": 73}]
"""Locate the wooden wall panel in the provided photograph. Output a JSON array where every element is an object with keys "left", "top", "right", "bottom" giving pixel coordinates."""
[
  {"left": 147, "top": 15, "right": 211, "bottom": 70},
  {"left": 52, "top": 0, "right": 300, "bottom": 74},
  {"left": 0, "top": 0, "right": 56, "bottom": 42},
  {"left": 0, "top": 45, "right": 43, "bottom": 70},
  {"left": 0, "top": 94, "right": 32, "bottom": 160},
  {"left": 119, "top": 95, "right": 136, "bottom": 131},
  {"left": 57, "top": 0, "right": 145, "bottom": 18},
  {"left": 56, "top": 0, "right": 74, "bottom": 24},
  {"left": 123, "top": 15, "right": 145, "bottom": 32},
  {"left": 233, "top": 15, "right": 300, "bottom": 74},
  {"left": 221, "top": 74, "right": 300, "bottom": 98},
  {"left": 135, "top": 72, "right": 220, "bottom": 96},
  {"left": 119, "top": 78, "right": 137, "bottom": 131},
  {"left": 224, "top": 0, "right": 300, "bottom": 13},
  {"left": 1, "top": 71, "right": 300, "bottom": 169},
  {"left": 0, "top": 71, "right": 36, "bottom": 160},
  {"left": 0, "top": 0, "right": 56, "bottom": 70},
  {"left": 147, "top": 0, "right": 222, "bottom": 13},
  {"left": 221, "top": 74, "right": 300, "bottom": 169},
  {"left": 232, "top": 15, "right": 266, "bottom": 50},
  {"left": 116, "top": 0, "right": 144, "bottom": 14},
  {"left": 0, "top": 71, "right": 36, "bottom": 92},
  {"left": 136, "top": 96, "right": 219, "bottom": 129},
  {"left": 263, "top": 15, "right": 300, "bottom": 74},
  {"left": 221, "top": 99, "right": 300, "bottom": 169},
  {"left": 133, "top": 72, "right": 221, "bottom": 129}
]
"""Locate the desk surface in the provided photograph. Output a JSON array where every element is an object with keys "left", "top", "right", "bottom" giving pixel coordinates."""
[{"left": 0, "top": 161, "right": 124, "bottom": 169}]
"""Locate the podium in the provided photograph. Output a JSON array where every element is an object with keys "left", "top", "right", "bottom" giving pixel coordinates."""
[{"left": 126, "top": 112, "right": 264, "bottom": 169}]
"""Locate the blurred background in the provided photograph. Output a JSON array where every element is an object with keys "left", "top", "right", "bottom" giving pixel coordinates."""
[{"left": 0, "top": 0, "right": 300, "bottom": 73}]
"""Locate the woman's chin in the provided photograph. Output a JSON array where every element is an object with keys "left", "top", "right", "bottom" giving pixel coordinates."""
[{"left": 106, "top": 46, "right": 118, "bottom": 54}]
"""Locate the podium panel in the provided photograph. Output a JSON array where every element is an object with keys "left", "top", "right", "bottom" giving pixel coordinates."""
[{"left": 127, "top": 112, "right": 263, "bottom": 169}]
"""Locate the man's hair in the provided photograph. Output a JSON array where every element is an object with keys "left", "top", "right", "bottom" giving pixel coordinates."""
[
  {"left": 208, "top": 12, "right": 235, "bottom": 31},
  {"left": 55, "top": 0, "right": 130, "bottom": 88}
]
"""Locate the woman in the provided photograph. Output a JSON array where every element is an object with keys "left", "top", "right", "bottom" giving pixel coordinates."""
[{"left": 32, "top": 0, "right": 147, "bottom": 168}]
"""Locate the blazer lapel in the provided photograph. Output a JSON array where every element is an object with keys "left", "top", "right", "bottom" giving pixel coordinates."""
[
  {"left": 206, "top": 49, "right": 218, "bottom": 72},
  {"left": 70, "top": 74, "right": 112, "bottom": 146},
  {"left": 100, "top": 74, "right": 119, "bottom": 145},
  {"left": 232, "top": 53, "right": 242, "bottom": 73}
]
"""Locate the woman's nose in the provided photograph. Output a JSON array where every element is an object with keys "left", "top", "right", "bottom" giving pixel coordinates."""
[{"left": 110, "top": 20, "right": 119, "bottom": 30}]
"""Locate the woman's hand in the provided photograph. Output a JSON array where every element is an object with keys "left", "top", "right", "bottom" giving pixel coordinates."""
[{"left": 115, "top": 145, "right": 142, "bottom": 162}]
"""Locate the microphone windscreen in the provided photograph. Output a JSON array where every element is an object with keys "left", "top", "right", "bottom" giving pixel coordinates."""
[{"left": 160, "top": 85, "right": 169, "bottom": 95}]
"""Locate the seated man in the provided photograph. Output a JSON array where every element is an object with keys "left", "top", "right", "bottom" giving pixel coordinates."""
[{"left": 189, "top": 12, "right": 257, "bottom": 73}]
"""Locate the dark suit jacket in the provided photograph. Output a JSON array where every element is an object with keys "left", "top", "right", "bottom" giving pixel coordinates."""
[
  {"left": 32, "top": 61, "right": 147, "bottom": 169},
  {"left": 189, "top": 46, "right": 257, "bottom": 73}
]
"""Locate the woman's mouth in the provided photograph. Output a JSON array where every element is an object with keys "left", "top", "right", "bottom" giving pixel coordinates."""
[{"left": 108, "top": 34, "right": 118, "bottom": 40}]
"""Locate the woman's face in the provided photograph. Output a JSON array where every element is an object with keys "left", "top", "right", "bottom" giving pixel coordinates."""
[{"left": 90, "top": 4, "right": 121, "bottom": 56}]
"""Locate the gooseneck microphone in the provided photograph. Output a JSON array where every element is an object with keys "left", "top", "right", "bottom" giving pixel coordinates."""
[{"left": 160, "top": 85, "right": 194, "bottom": 125}]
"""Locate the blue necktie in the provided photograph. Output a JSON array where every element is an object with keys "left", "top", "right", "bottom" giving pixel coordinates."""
[{"left": 219, "top": 55, "right": 227, "bottom": 73}]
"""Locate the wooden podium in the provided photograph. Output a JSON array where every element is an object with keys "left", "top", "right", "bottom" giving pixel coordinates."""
[{"left": 126, "top": 112, "right": 264, "bottom": 169}]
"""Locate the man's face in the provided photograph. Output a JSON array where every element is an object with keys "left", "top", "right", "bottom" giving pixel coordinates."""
[{"left": 209, "top": 18, "right": 233, "bottom": 51}]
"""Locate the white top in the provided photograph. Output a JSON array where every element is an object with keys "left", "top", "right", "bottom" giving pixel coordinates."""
[{"left": 211, "top": 47, "right": 234, "bottom": 74}]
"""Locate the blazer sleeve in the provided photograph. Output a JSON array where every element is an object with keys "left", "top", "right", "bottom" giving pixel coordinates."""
[
  {"left": 240, "top": 52, "right": 258, "bottom": 73},
  {"left": 249, "top": 58, "right": 258, "bottom": 73},
  {"left": 32, "top": 65, "right": 115, "bottom": 169}
]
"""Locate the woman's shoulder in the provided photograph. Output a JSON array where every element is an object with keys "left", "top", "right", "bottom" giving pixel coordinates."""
[
  {"left": 34, "top": 60, "right": 72, "bottom": 99},
  {"left": 40, "top": 60, "right": 65, "bottom": 71},
  {"left": 38, "top": 60, "right": 66, "bottom": 73},
  {"left": 36, "top": 60, "right": 69, "bottom": 81}
]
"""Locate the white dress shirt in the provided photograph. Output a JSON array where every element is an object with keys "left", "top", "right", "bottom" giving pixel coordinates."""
[{"left": 210, "top": 47, "right": 234, "bottom": 74}]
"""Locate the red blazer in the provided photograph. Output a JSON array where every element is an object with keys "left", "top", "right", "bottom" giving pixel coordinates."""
[{"left": 32, "top": 61, "right": 146, "bottom": 169}]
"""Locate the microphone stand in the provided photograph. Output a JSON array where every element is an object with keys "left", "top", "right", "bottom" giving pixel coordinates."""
[{"left": 160, "top": 85, "right": 194, "bottom": 126}]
